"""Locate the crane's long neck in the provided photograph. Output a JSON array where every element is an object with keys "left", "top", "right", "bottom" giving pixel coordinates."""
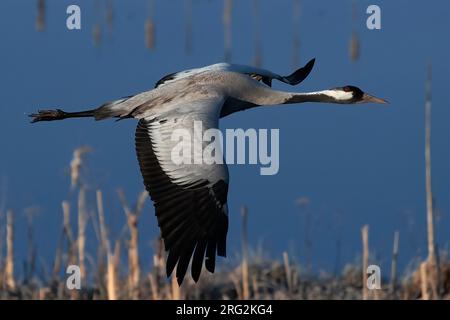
[
  {"left": 281, "top": 90, "right": 345, "bottom": 104},
  {"left": 234, "top": 84, "right": 347, "bottom": 106},
  {"left": 221, "top": 87, "right": 348, "bottom": 118}
]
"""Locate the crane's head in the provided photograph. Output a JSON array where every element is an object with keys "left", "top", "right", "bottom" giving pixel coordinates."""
[{"left": 329, "top": 85, "right": 388, "bottom": 104}]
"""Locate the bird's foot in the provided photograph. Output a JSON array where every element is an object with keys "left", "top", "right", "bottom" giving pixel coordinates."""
[{"left": 29, "top": 109, "right": 67, "bottom": 123}]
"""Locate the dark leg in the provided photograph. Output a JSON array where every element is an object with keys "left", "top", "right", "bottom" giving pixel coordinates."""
[{"left": 29, "top": 109, "right": 95, "bottom": 123}]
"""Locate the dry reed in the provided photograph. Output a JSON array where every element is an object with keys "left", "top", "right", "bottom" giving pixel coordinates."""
[
  {"left": 118, "top": 189, "right": 147, "bottom": 299},
  {"left": 349, "top": 0, "right": 360, "bottom": 62},
  {"left": 390, "top": 230, "right": 400, "bottom": 292},
  {"left": 283, "top": 251, "right": 292, "bottom": 294},
  {"left": 70, "top": 146, "right": 91, "bottom": 190},
  {"left": 420, "top": 261, "right": 429, "bottom": 300},
  {"left": 252, "top": 0, "right": 262, "bottom": 68},
  {"left": 106, "top": 0, "right": 114, "bottom": 32},
  {"left": 292, "top": 0, "right": 301, "bottom": 67},
  {"left": 5, "top": 210, "right": 15, "bottom": 291},
  {"left": 36, "top": 0, "right": 45, "bottom": 32},
  {"left": 77, "top": 187, "right": 87, "bottom": 282},
  {"left": 62, "top": 201, "right": 76, "bottom": 266},
  {"left": 424, "top": 63, "right": 439, "bottom": 299},
  {"left": 149, "top": 273, "right": 159, "bottom": 300},
  {"left": 223, "top": 0, "right": 233, "bottom": 62},
  {"left": 96, "top": 190, "right": 118, "bottom": 300},
  {"left": 361, "top": 225, "right": 369, "bottom": 300},
  {"left": 145, "top": 0, "right": 155, "bottom": 49},
  {"left": 24, "top": 206, "right": 38, "bottom": 282},
  {"left": 171, "top": 275, "right": 181, "bottom": 300},
  {"left": 2, "top": 135, "right": 448, "bottom": 300}
]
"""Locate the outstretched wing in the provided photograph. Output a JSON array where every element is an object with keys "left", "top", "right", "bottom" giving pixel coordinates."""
[
  {"left": 135, "top": 97, "right": 229, "bottom": 285},
  {"left": 155, "top": 58, "right": 315, "bottom": 88}
]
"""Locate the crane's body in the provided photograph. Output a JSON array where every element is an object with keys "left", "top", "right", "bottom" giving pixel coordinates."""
[{"left": 30, "top": 60, "right": 386, "bottom": 285}]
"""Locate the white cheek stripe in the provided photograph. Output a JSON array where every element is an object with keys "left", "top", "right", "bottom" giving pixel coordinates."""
[{"left": 320, "top": 90, "right": 353, "bottom": 101}]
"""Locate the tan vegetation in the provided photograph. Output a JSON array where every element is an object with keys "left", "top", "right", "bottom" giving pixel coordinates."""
[{"left": 0, "top": 167, "right": 449, "bottom": 299}]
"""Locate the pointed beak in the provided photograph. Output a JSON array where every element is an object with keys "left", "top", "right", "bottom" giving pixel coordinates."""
[{"left": 361, "top": 93, "right": 388, "bottom": 104}]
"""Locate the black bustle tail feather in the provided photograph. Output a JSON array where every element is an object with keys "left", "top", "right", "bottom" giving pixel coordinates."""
[{"left": 283, "top": 58, "right": 316, "bottom": 85}]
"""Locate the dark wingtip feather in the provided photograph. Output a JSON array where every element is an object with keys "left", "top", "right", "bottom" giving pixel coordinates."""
[
  {"left": 205, "top": 241, "right": 216, "bottom": 273},
  {"left": 262, "top": 77, "right": 272, "bottom": 87},
  {"left": 166, "top": 248, "right": 179, "bottom": 278},
  {"left": 205, "top": 256, "right": 216, "bottom": 273},
  {"left": 191, "top": 239, "right": 207, "bottom": 282},
  {"left": 217, "top": 217, "right": 228, "bottom": 257},
  {"left": 175, "top": 241, "right": 197, "bottom": 286},
  {"left": 217, "top": 239, "right": 227, "bottom": 257},
  {"left": 136, "top": 121, "right": 230, "bottom": 284},
  {"left": 284, "top": 57, "right": 316, "bottom": 85}
]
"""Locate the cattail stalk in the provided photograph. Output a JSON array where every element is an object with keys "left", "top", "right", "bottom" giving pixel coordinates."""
[
  {"left": 77, "top": 187, "right": 87, "bottom": 281},
  {"left": 106, "top": 241, "right": 120, "bottom": 300},
  {"left": 251, "top": 275, "right": 259, "bottom": 299},
  {"left": 0, "top": 210, "right": 4, "bottom": 281},
  {"left": 420, "top": 261, "right": 429, "bottom": 300},
  {"left": 118, "top": 190, "right": 147, "bottom": 299},
  {"left": 70, "top": 146, "right": 91, "bottom": 189},
  {"left": 223, "top": 0, "right": 233, "bottom": 62},
  {"left": 96, "top": 190, "right": 109, "bottom": 253},
  {"left": 252, "top": 0, "right": 262, "bottom": 67},
  {"left": 361, "top": 225, "right": 369, "bottom": 300},
  {"left": 36, "top": 0, "right": 45, "bottom": 32},
  {"left": 106, "top": 0, "right": 113, "bottom": 31},
  {"left": 425, "top": 63, "right": 435, "bottom": 260},
  {"left": 349, "top": 31, "right": 360, "bottom": 62},
  {"left": 283, "top": 251, "right": 292, "bottom": 294},
  {"left": 230, "top": 272, "right": 243, "bottom": 300},
  {"left": 292, "top": 0, "right": 301, "bottom": 67},
  {"left": 145, "top": 19, "right": 155, "bottom": 49},
  {"left": 92, "top": 0, "right": 102, "bottom": 46},
  {"left": 171, "top": 275, "right": 180, "bottom": 300},
  {"left": 61, "top": 201, "right": 78, "bottom": 300},
  {"left": 425, "top": 64, "right": 437, "bottom": 260},
  {"left": 127, "top": 213, "right": 139, "bottom": 297},
  {"left": 149, "top": 273, "right": 159, "bottom": 300},
  {"left": 62, "top": 201, "right": 76, "bottom": 265},
  {"left": 153, "top": 237, "right": 165, "bottom": 280},
  {"left": 25, "top": 207, "right": 38, "bottom": 282},
  {"left": 96, "top": 190, "right": 117, "bottom": 300},
  {"left": 424, "top": 63, "right": 439, "bottom": 299},
  {"left": 52, "top": 202, "right": 69, "bottom": 280},
  {"left": 390, "top": 230, "right": 399, "bottom": 293},
  {"left": 106, "top": 251, "right": 117, "bottom": 300},
  {"left": 349, "top": 0, "right": 360, "bottom": 62},
  {"left": 52, "top": 239, "right": 63, "bottom": 282},
  {"left": 145, "top": 0, "right": 155, "bottom": 49},
  {"left": 5, "top": 210, "right": 15, "bottom": 290}
]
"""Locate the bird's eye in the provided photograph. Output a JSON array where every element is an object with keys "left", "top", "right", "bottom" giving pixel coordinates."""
[{"left": 343, "top": 86, "right": 352, "bottom": 92}]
